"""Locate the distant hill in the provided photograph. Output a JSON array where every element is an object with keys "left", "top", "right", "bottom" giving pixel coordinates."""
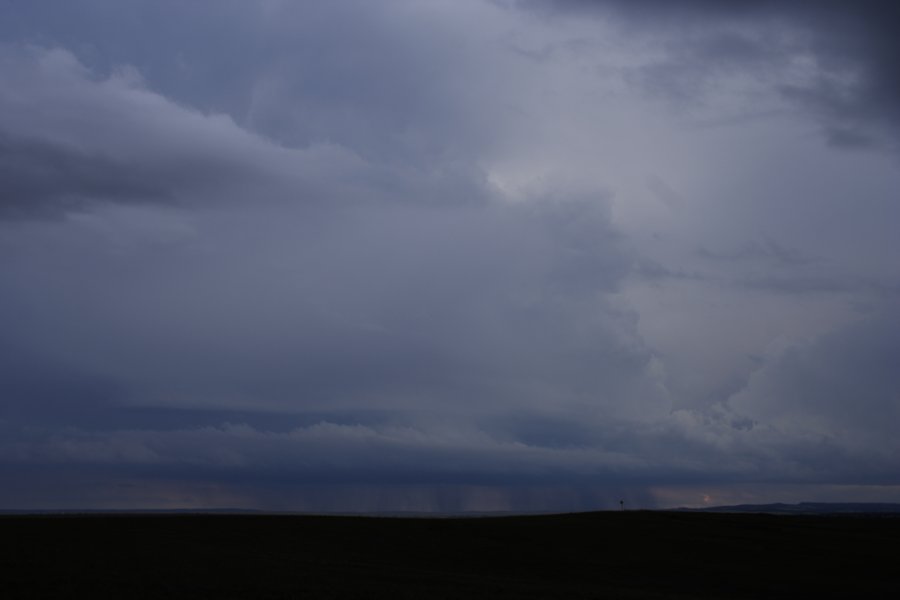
[
  {"left": 5, "top": 502, "right": 900, "bottom": 517},
  {"left": 679, "top": 502, "right": 900, "bottom": 515}
]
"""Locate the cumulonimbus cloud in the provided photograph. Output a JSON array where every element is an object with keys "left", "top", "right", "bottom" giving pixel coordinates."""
[{"left": 1, "top": 1, "right": 899, "bottom": 511}]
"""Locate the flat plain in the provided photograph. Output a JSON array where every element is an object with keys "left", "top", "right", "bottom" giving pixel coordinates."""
[{"left": 3, "top": 511, "right": 898, "bottom": 598}]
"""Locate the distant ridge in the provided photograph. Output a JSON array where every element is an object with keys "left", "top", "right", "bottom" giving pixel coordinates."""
[
  {"left": 678, "top": 502, "right": 900, "bottom": 515},
  {"left": 4, "top": 503, "right": 900, "bottom": 517}
]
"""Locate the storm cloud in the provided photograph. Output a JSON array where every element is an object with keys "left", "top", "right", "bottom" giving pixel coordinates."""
[{"left": 1, "top": 0, "right": 899, "bottom": 511}]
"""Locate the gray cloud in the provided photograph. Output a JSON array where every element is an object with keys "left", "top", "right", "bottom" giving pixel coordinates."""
[
  {"left": 1, "top": 1, "right": 899, "bottom": 510},
  {"left": 0, "top": 47, "right": 300, "bottom": 217},
  {"left": 525, "top": 0, "right": 900, "bottom": 148},
  {"left": 0, "top": 46, "right": 669, "bottom": 503},
  {"left": 729, "top": 313, "right": 900, "bottom": 444}
]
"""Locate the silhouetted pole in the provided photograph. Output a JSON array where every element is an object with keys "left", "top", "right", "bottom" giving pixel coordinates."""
[{"left": 620, "top": 499, "right": 625, "bottom": 511}]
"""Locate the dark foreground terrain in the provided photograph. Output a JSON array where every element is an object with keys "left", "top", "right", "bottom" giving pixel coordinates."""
[{"left": 3, "top": 511, "right": 898, "bottom": 598}]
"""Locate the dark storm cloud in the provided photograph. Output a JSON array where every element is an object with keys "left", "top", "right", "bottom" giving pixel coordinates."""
[
  {"left": 0, "top": 192, "right": 654, "bottom": 419},
  {"left": 0, "top": 0, "right": 501, "bottom": 167},
  {"left": 698, "top": 238, "right": 815, "bottom": 267},
  {"left": 0, "top": 133, "right": 171, "bottom": 219},
  {"left": 0, "top": 46, "right": 295, "bottom": 218},
  {"left": 730, "top": 313, "right": 900, "bottom": 440},
  {"left": 0, "top": 0, "right": 266, "bottom": 116},
  {"left": 779, "top": 2, "right": 900, "bottom": 149},
  {"left": 0, "top": 39, "right": 669, "bottom": 500},
  {"left": 525, "top": 0, "right": 900, "bottom": 148},
  {"left": 1, "top": 0, "right": 899, "bottom": 510}
]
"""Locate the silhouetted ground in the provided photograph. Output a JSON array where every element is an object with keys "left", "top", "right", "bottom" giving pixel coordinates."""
[{"left": 2, "top": 511, "right": 898, "bottom": 598}]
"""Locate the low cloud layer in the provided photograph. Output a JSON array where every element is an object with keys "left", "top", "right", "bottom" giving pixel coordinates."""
[{"left": 1, "top": 1, "right": 898, "bottom": 511}]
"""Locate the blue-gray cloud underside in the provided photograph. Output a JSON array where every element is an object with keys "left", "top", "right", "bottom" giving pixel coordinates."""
[{"left": 1, "top": 0, "right": 898, "bottom": 511}]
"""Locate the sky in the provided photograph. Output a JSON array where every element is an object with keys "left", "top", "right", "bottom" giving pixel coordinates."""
[{"left": 1, "top": 0, "right": 899, "bottom": 512}]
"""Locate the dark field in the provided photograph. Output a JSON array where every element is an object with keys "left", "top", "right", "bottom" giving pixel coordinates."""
[{"left": 3, "top": 511, "right": 898, "bottom": 598}]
